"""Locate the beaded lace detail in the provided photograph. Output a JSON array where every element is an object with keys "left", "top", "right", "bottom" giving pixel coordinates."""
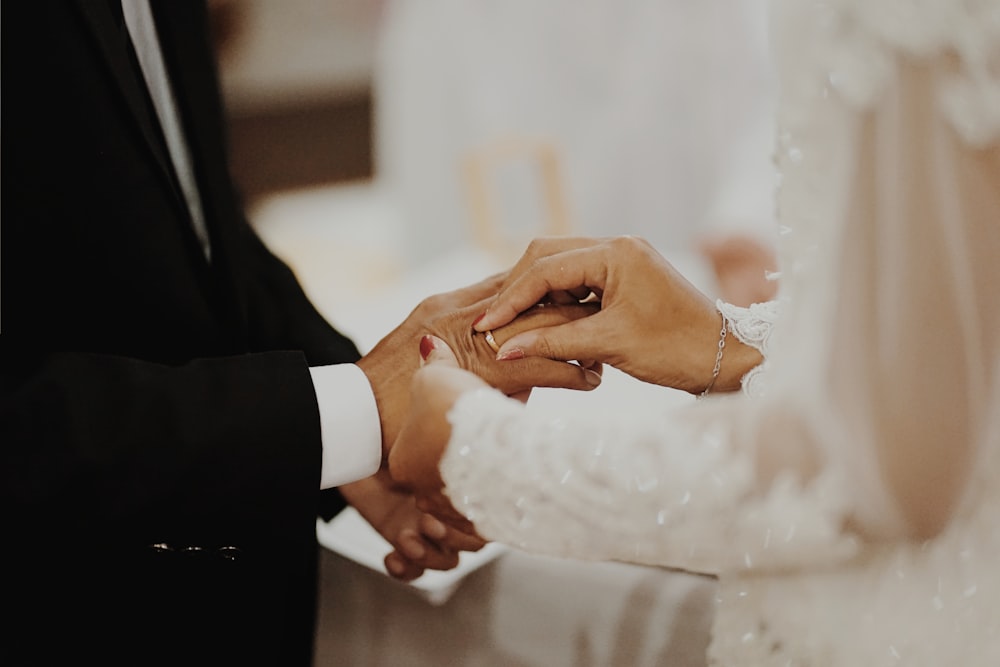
[
  {"left": 717, "top": 299, "right": 780, "bottom": 397},
  {"left": 716, "top": 299, "right": 780, "bottom": 357},
  {"left": 803, "top": 0, "right": 1000, "bottom": 147},
  {"left": 441, "top": 388, "right": 859, "bottom": 572}
]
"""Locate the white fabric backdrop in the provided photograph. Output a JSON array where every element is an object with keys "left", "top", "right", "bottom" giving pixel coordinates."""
[{"left": 373, "top": 0, "right": 778, "bottom": 266}]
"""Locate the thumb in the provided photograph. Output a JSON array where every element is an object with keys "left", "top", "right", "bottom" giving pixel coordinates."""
[
  {"left": 419, "top": 334, "right": 460, "bottom": 368},
  {"left": 495, "top": 315, "right": 605, "bottom": 364}
]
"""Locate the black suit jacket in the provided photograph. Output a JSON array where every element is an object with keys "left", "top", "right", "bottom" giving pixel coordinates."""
[{"left": 2, "top": 2, "right": 362, "bottom": 664}]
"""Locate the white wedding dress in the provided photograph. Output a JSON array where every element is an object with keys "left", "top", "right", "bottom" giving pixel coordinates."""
[{"left": 438, "top": 1, "right": 1000, "bottom": 665}]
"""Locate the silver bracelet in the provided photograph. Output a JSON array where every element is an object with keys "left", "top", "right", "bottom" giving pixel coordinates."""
[{"left": 698, "top": 310, "right": 727, "bottom": 399}]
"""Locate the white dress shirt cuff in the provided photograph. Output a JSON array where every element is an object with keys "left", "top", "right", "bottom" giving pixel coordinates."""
[{"left": 309, "top": 364, "right": 382, "bottom": 489}]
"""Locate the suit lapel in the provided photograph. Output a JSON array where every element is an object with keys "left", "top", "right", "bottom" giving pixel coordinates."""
[
  {"left": 149, "top": 1, "right": 250, "bottom": 343},
  {"left": 73, "top": 0, "right": 186, "bottom": 211},
  {"left": 77, "top": 0, "right": 247, "bottom": 343}
]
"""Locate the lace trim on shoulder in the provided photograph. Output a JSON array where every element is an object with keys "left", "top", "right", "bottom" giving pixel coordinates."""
[{"left": 813, "top": 0, "right": 1000, "bottom": 146}]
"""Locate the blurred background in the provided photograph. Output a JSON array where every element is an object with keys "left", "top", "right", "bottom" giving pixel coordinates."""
[
  {"left": 212, "top": 0, "right": 778, "bottom": 318},
  {"left": 212, "top": 0, "right": 378, "bottom": 199},
  {"left": 208, "top": 2, "right": 777, "bottom": 664}
]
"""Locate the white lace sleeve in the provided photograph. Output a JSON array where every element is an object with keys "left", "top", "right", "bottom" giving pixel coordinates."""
[
  {"left": 440, "top": 388, "right": 859, "bottom": 575},
  {"left": 716, "top": 299, "right": 781, "bottom": 397}
]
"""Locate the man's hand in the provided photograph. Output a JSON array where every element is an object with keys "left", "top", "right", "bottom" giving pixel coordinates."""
[
  {"left": 339, "top": 469, "right": 486, "bottom": 581},
  {"left": 356, "top": 272, "right": 601, "bottom": 458}
]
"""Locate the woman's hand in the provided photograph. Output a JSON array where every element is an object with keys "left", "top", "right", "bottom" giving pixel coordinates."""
[
  {"left": 474, "top": 236, "right": 762, "bottom": 394},
  {"left": 479, "top": 300, "right": 603, "bottom": 401},
  {"left": 387, "top": 335, "right": 492, "bottom": 534}
]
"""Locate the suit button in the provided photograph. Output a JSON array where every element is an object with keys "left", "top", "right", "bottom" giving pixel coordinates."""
[
  {"left": 180, "top": 546, "right": 207, "bottom": 559},
  {"left": 217, "top": 546, "right": 242, "bottom": 561}
]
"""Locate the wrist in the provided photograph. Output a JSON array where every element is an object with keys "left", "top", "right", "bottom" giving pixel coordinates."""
[
  {"left": 338, "top": 476, "right": 371, "bottom": 508},
  {"left": 713, "top": 337, "right": 763, "bottom": 393},
  {"left": 692, "top": 308, "right": 764, "bottom": 397},
  {"left": 355, "top": 349, "right": 416, "bottom": 457}
]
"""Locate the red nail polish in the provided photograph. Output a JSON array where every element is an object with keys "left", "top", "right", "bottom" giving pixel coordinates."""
[
  {"left": 419, "top": 335, "right": 436, "bottom": 360},
  {"left": 471, "top": 312, "right": 486, "bottom": 330}
]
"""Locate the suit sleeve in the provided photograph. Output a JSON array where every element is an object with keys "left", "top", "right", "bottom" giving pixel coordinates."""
[
  {"left": 235, "top": 224, "right": 370, "bottom": 518},
  {"left": 1, "top": 348, "right": 324, "bottom": 550},
  {"left": 238, "top": 223, "right": 363, "bottom": 368}
]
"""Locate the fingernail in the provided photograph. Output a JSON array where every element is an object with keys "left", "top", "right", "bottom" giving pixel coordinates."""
[
  {"left": 426, "top": 518, "right": 448, "bottom": 539},
  {"left": 386, "top": 555, "right": 405, "bottom": 576},
  {"left": 419, "top": 335, "right": 436, "bottom": 361},
  {"left": 584, "top": 369, "right": 602, "bottom": 386},
  {"left": 496, "top": 348, "right": 524, "bottom": 361},
  {"left": 471, "top": 312, "right": 486, "bottom": 330}
]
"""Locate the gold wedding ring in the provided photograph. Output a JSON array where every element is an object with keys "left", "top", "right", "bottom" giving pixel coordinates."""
[{"left": 483, "top": 329, "right": 500, "bottom": 354}]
